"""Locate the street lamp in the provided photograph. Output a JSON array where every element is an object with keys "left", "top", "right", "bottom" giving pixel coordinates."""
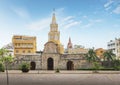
[{"left": 38, "top": 50, "right": 43, "bottom": 74}]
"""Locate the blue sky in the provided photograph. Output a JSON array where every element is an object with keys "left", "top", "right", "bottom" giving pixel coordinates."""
[{"left": 0, "top": 0, "right": 120, "bottom": 50}]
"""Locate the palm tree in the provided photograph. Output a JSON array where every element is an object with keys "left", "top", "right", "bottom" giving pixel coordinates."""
[
  {"left": 85, "top": 49, "right": 98, "bottom": 63},
  {"left": 85, "top": 49, "right": 99, "bottom": 68},
  {"left": 103, "top": 50, "right": 116, "bottom": 67},
  {"left": 103, "top": 50, "right": 116, "bottom": 61},
  {"left": 0, "top": 48, "right": 13, "bottom": 85}
]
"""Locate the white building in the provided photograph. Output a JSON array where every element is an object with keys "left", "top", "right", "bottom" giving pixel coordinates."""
[{"left": 107, "top": 38, "right": 120, "bottom": 59}]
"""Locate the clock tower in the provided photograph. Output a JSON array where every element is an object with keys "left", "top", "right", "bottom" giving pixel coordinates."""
[
  {"left": 43, "top": 10, "right": 64, "bottom": 54},
  {"left": 48, "top": 12, "right": 60, "bottom": 44}
]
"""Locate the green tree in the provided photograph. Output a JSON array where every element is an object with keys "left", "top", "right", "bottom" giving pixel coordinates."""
[
  {"left": 113, "top": 59, "right": 120, "bottom": 70},
  {"left": 103, "top": 50, "right": 116, "bottom": 67},
  {"left": 103, "top": 50, "right": 115, "bottom": 61},
  {"left": 85, "top": 49, "right": 99, "bottom": 68},
  {"left": 85, "top": 49, "right": 98, "bottom": 62},
  {"left": 0, "top": 48, "right": 8, "bottom": 58},
  {"left": 0, "top": 48, "right": 14, "bottom": 85}
]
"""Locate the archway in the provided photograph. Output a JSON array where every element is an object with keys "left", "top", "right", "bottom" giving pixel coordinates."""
[
  {"left": 47, "top": 58, "right": 54, "bottom": 70},
  {"left": 30, "top": 61, "right": 36, "bottom": 70},
  {"left": 67, "top": 61, "right": 74, "bottom": 70}
]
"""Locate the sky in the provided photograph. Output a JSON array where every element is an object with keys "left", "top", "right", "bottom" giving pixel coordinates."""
[{"left": 0, "top": 0, "right": 120, "bottom": 51}]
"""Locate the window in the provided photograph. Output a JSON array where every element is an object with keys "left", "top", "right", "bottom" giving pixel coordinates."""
[
  {"left": 16, "top": 50, "right": 19, "bottom": 53},
  {"left": 18, "top": 43, "right": 20, "bottom": 46},
  {"left": 15, "top": 43, "right": 17, "bottom": 46},
  {"left": 28, "top": 50, "right": 31, "bottom": 53},
  {"left": 23, "top": 50, "right": 25, "bottom": 53}
]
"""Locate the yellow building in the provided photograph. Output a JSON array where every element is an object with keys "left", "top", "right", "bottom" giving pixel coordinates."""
[
  {"left": 95, "top": 48, "right": 106, "bottom": 59},
  {"left": 12, "top": 35, "right": 36, "bottom": 56}
]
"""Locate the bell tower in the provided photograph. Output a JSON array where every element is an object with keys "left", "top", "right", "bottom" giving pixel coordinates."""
[{"left": 48, "top": 10, "right": 60, "bottom": 44}]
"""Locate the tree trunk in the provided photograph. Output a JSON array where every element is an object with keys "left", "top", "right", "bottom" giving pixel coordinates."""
[{"left": 5, "top": 63, "right": 9, "bottom": 85}]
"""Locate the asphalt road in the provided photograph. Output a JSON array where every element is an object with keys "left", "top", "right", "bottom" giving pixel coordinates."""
[{"left": 0, "top": 72, "right": 120, "bottom": 85}]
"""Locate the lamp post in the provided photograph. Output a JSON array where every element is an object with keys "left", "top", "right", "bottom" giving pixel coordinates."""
[{"left": 38, "top": 50, "right": 43, "bottom": 74}]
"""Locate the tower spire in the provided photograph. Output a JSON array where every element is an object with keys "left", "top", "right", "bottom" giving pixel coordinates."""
[
  {"left": 52, "top": 8, "right": 56, "bottom": 24},
  {"left": 67, "top": 37, "right": 73, "bottom": 49},
  {"left": 69, "top": 37, "right": 71, "bottom": 43}
]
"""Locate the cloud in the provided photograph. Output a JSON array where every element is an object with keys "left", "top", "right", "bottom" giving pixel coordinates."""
[
  {"left": 64, "top": 21, "right": 80, "bottom": 29},
  {"left": 27, "top": 17, "right": 51, "bottom": 30},
  {"left": 60, "top": 17, "right": 81, "bottom": 29},
  {"left": 82, "top": 19, "right": 102, "bottom": 28},
  {"left": 113, "top": 5, "right": 120, "bottom": 14},
  {"left": 104, "top": 0, "right": 120, "bottom": 14},
  {"left": 11, "top": 7, "right": 30, "bottom": 18},
  {"left": 83, "top": 15, "right": 87, "bottom": 18},
  {"left": 63, "top": 16, "right": 74, "bottom": 21},
  {"left": 104, "top": 0, "right": 114, "bottom": 8},
  {"left": 105, "top": 6, "right": 112, "bottom": 10}
]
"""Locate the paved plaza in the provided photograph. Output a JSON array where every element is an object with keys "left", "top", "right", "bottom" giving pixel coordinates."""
[{"left": 0, "top": 70, "right": 120, "bottom": 85}]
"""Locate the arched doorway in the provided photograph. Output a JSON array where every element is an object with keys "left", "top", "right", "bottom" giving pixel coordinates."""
[
  {"left": 67, "top": 61, "right": 74, "bottom": 70},
  {"left": 30, "top": 61, "right": 36, "bottom": 70},
  {"left": 47, "top": 58, "right": 54, "bottom": 70}
]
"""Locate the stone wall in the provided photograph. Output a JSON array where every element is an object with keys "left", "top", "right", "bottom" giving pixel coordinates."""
[
  {"left": 11, "top": 54, "right": 41, "bottom": 70},
  {"left": 59, "top": 54, "right": 89, "bottom": 70},
  {"left": 42, "top": 53, "right": 60, "bottom": 70},
  {"left": 41, "top": 53, "right": 89, "bottom": 70},
  {"left": 10, "top": 53, "right": 90, "bottom": 70}
]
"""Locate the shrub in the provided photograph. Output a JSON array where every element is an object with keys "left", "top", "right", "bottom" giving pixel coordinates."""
[
  {"left": 92, "top": 62, "right": 101, "bottom": 70},
  {"left": 114, "top": 66, "right": 120, "bottom": 70},
  {"left": 78, "top": 68, "right": 114, "bottom": 71},
  {"left": 0, "top": 62, "right": 5, "bottom": 72},
  {"left": 19, "top": 62, "right": 30, "bottom": 73},
  {"left": 55, "top": 68, "right": 60, "bottom": 73},
  {"left": 113, "top": 60, "right": 120, "bottom": 70}
]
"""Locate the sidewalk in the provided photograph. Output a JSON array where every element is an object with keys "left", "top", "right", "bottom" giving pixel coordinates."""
[{"left": 1, "top": 70, "right": 120, "bottom": 74}]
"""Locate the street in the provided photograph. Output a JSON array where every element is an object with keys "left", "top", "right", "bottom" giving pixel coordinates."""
[{"left": 0, "top": 71, "right": 120, "bottom": 85}]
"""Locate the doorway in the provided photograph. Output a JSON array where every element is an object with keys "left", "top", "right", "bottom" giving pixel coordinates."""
[
  {"left": 67, "top": 61, "right": 74, "bottom": 70},
  {"left": 47, "top": 58, "right": 54, "bottom": 70},
  {"left": 30, "top": 61, "right": 36, "bottom": 70}
]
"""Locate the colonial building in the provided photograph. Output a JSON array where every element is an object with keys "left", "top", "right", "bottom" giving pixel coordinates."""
[
  {"left": 13, "top": 11, "right": 89, "bottom": 70},
  {"left": 12, "top": 35, "right": 37, "bottom": 56},
  {"left": 107, "top": 38, "right": 120, "bottom": 59}
]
